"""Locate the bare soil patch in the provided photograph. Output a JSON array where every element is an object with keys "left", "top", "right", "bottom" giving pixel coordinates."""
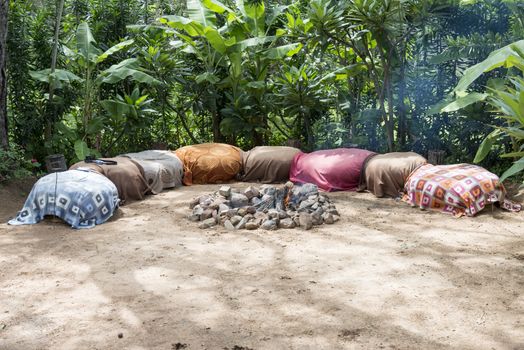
[{"left": 0, "top": 181, "right": 523, "bottom": 349}]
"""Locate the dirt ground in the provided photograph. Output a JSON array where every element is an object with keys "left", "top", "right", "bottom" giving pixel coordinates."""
[{"left": 0, "top": 179, "right": 523, "bottom": 350}]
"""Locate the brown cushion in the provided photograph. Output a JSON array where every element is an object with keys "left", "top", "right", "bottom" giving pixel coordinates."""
[
  {"left": 363, "top": 152, "right": 427, "bottom": 198},
  {"left": 174, "top": 143, "right": 242, "bottom": 185},
  {"left": 70, "top": 157, "right": 150, "bottom": 203},
  {"left": 240, "top": 146, "right": 300, "bottom": 183}
]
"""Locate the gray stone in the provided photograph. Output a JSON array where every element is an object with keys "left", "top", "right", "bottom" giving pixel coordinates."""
[
  {"left": 236, "top": 216, "right": 249, "bottom": 229},
  {"left": 246, "top": 206, "right": 257, "bottom": 214},
  {"left": 290, "top": 184, "right": 318, "bottom": 200},
  {"left": 279, "top": 218, "right": 296, "bottom": 229},
  {"left": 201, "top": 208, "right": 215, "bottom": 220},
  {"left": 299, "top": 213, "right": 313, "bottom": 230},
  {"left": 274, "top": 187, "right": 287, "bottom": 211},
  {"left": 245, "top": 221, "right": 260, "bottom": 230},
  {"left": 293, "top": 215, "right": 301, "bottom": 227},
  {"left": 250, "top": 197, "right": 262, "bottom": 206},
  {"left": 224, "top": 220, "right": 236, "bottom": 231},
  {"left": 314, "top": 207, "right": 324, "bottom": 215},
  {"left": 278, "top": 210, "right": 288, "bottom": 219},
  {"left": 218, "top": 203, "right": 230, "bottom": 214},
  {"left": 188, "top": 213, "right": 200, "bottom": 222},
  {"left": 230, "top": 193, "right": 249, "bottom": 208},
  {"left": 299, "top": 199, "right": 316, "bottom": 210},
  {"left": 285, "top": 181, "right": 294, "bottom": 189},
  {"left": 230, "top": 215, "right": 242, "bottom": 226},
  {"left": 244, "top": 186, "right": 260, "bottom": 199},
  {"left": 311, "top": 202, "right": 319, "bottom": 210},
  {"left": 261, "top": 219, "right": 278, "bottom": 230},
  {"left": 198, "top": 217, "right": 217, "bottom": 229},
  {"left": 189, "top": 197, "right": 200, "bottom": 209},
  {"left": 322, "top": 212, "right": 335, "bottom": 224},
  {"left": 257, "top": 194, "right": 275, "bottom": 209},
  {"left": 200, "top": 195, "right": 214, "bottom": 208},
  {"left": 311, "top": 210, "right": 323, "bottom": 225},
  {"left": 253, "top": 217, "right": 264, "bottom": 226},
  {"left": 225, "top": 208, "right": 238, "bottom": 217},
  {"left": 261, "top": 185, "right": 276, "bottom": 196},
  {"left": 197, "top": 194, "right": 211, "bottom": 203},
  {"left": 318, "top": 195, "right": 326, "bottom": 203},
  {"left": 208, "top": 198, "right": 224, "bottom": 209},
  {"left": 192, "top": 205, "right": 204, "bottom": 216},
  {"left": 333, "top": 215, "right": 340, "bottom": 222},
  {"left": 254, "top": 211, "right": 267, "bottom": 220},
  {"left": 237, "top": 207, "right": 247, "bottom": 216},
  {"left": 218, "top": 215, "right": 228, "bottom": 225},
  {"left": 219, "top": 186, "right": 231, "bottom": 198},
  {"left": 308, "top": 194, "right": 318, "bottom": 201},
  {"left": 327, "top": 208, "right": 339, "bottom": 216},
  {"left": 267, "top": 209, "right": 279, "bottom": 220}
]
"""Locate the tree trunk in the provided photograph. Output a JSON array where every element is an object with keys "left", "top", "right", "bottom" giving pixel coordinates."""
[
  {"left": 210, "top": 86, "right": 223, "bottom": 143},
  {"left": 45, "top": 0, "right": 65, "bottom": 141},
  {"left": 397, "top": 54, "right": 407, "bottom": 148},
  {"left": 253, "top": 127, "right": 264, "bottom": 146},
  {"left": 381, "top": 66, "right": 394, "bottom": 152},
  {"left": 385, "top": 75, "right": 395, "bottom": 152},
  {"left": 303, "top": 112, "right": 314, "bottom": 151},
  {"left": 379, "top": 47, "right": 394, "bottom": 153},
  {"left": 0, "top": 0, "right": 8, "bottom": 150},
  {"left": 428, "top": 150, "right": 446, "bottom": 165},
  {"left": 252, "top": 112, "right": 267, "bottom": 146},
  {"left": 212, "top": 111, "right": 222, "bottom": 143}
]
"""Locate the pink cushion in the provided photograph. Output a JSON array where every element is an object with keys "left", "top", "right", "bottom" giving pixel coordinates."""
[{"left": 289, "top": 148, "right": 376, "bottom": 192}]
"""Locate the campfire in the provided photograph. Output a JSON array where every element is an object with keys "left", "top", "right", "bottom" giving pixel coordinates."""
[{"left": 188, "top": 182, "right": 340, "bottom": 230}]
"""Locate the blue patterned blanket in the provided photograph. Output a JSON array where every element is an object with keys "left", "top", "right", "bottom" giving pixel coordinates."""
[{"left": 8, "top": 169, "right": 119, "bottom": 229}]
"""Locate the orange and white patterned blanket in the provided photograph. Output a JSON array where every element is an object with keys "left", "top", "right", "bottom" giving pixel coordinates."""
[{"left": 403, "top": 163, "right": 521, "bottom": 217}]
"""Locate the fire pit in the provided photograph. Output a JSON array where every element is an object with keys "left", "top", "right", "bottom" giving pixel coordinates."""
[{"left": 188, "top": 182, "right": 340, "bottom": 230}]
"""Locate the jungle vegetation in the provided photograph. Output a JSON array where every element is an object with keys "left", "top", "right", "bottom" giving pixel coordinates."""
[{"left": 0, "top": 0, "right": 523, "bottom": 184}]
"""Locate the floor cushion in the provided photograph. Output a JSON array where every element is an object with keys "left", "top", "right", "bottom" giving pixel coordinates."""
[
  {"left": 8, "top": 169, "right": 119, "bottom": 229},
  {"left": 70, "top": 157, "right": 150, "bottom": 204},
  {"left": 403, "top": 163, "right": 522, "bottom": 217},
  {"left": 174, "top": 143, "right": 242, "bottom": 185},
  {"left": 362, "top": 152, "right": 427, "bottom": 198},
  {"left": 289, "top": 148, "right": 377, "bottom": 192},
  {"left": 121, "top": 150, "right": 184, "bottom": 194},
  {"left": 240, "top": 146, "right": 300, "bottom": 183}
]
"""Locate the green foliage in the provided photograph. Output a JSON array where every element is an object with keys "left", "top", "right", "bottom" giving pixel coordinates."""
[
  {"left": 158, "top": 0, "right": 305, "bottom": 146},
  {"left": 0, "top": 145, "right": 40, "bottom": 183},
  {"left": 453, "top": 40, "right": 524, "bottom": 93},
  {"left": 29, "top": 21, "right": 159, "bottom": 160},
  {"left": 442, "top": 39, "right": 524, "bottom": 184},
  {"left": 4, "top": 0, "right": 524, "bottom": 181}
]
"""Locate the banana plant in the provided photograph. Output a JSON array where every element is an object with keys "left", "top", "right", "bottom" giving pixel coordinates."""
[
  {"left": 100, "top": 87, "right": 158, "bottom": 154},
  {"left": 30, "top": 22, "right": 160, "bottom": 160},
  {"left": 440, "top": 39, "right": 524, "bottom": 184},
  {"left": 158, "top": 0, "right": 302, "bottom": 144}
]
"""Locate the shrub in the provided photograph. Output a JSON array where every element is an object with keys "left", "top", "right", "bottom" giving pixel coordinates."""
[{"left": 0, "top": 145, "right": 41, "bottom": 183}]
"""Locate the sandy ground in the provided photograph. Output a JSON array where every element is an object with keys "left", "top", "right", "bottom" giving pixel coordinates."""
[{"left": 0, "top": 180, "right": 523, "bottom": 350}]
